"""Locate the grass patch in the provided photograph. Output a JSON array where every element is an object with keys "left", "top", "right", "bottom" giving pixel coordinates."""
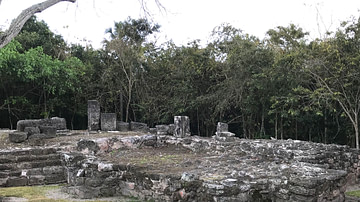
[
  {"left": 0, "top": 185, "right": 66, "bottom": 202},
  {"left": 0, "top": 185, "right": 149, "bottom": 202},
  {"left": 346, "top": 190, "right": 360, "bottom": 198}
]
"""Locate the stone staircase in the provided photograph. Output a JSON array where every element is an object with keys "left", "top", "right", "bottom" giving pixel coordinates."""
[{"left": 0, "top": 147, "right": 66, "bottom": 187}]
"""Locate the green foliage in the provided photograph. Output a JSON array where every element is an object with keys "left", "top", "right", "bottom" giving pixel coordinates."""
[{"left": 3, "top": 15, "right": 360, "bottom": 147}]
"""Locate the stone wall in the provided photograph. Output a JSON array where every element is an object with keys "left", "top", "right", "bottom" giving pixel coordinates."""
[{"left": 61, "top": 135, "right": 360, "bottom": 201}]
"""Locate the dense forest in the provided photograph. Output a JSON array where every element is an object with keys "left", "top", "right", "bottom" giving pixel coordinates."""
[{"left": 1, "top": 16, "right": 360, "bottom": 148}]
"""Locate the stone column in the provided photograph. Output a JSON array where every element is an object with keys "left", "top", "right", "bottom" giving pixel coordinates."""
[
  {"left": 216, "top": 122, "right": 228, "bottom": 134},
  {"left": 88, "top": 100, "right": 100, "bottom": 131},
  {"left": 215, "top": 122, "right": 235, "bottom": 137},
  {"left": 174, "top": 116, "right": 191, "bottom": 138}
]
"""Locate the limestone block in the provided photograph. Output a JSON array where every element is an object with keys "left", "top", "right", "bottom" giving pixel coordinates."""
[
  {"left": 88, "top": 100, "right": 100, "bottom": 131},
  {"left": 130, "top": 122, "right": 149, "bottom": 133},
  {"left": 77, "top": 139, "right": 99, "bottom": 154},
  {"left": 168, "top": 124, "right": 175, "bottom": 135},
  {"left": 24, "top": 127, "right": 40, "bottom": 137},
  {"left": 101, "top": 113, "right": 116, "bottom": 131},
  {"left": 39, "top": 126, "right": 56, "bottom": 138},
  {"left": 116, "top": 121, "right": 129, "bottom": 131},
  {"left": 156, "top": 125, "right": 170, "bottom": 135},
  {"left": 7, "top": 177, "right": 28, "bottom": 186},
  {"left": 28, "top": 175, "right": 45, "bottom": 185},
  {"left": 17, "top": 117, "right": 66, "bottom": 131},
  {"left": 174, "top": 116, "right": 191, "bottom": 138},
  {"left": 49, "top": 117, "right": 67, "bottom": 130},
  {"left": 217, "top": 122, "right": 228, "bottom": 133},
  {"left": 9, "top": 131, "right": 28, "bottom": 143}
]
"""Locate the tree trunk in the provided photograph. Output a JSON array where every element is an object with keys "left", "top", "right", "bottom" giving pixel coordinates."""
[
  {"left": 355, "top": 114, "right": 359, "bottom": 149},
  {"left": 242, "top": 115, "right": 247, "bottom": 139},
  {"left": 0, "top": 0, "right": 76, "bottom": 48},
  {"left": 119, "top": 92, "right": 123, "bottom": 121},
  {"left": 275, "top": 113, "right": 278, "bottom": 139},
  {"left": 295, "top": 118, "right": 298, "bottom": 140},
  {"left": 260, "top": 108, "right": 265, "bottom": 137},
  {"left": 280, "top": 116, "right": 283, "bottom": 140}
]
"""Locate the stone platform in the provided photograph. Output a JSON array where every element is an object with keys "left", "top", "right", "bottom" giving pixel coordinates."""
[
  {"left": 62, "top": 134, "right": 360, "bottom": 202},
  {"left": 0, "top": 130, "right": 359, "bottom": 201}
]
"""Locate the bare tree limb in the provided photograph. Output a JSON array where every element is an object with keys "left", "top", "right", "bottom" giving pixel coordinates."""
[{"left": 0, "top": 0, "right": 76, "bottom": 48}]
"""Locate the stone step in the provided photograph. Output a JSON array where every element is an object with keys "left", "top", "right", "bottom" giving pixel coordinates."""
[
  {"left": 0, "top": 147, "right": 58, "bottom": 157},
  {"left": 0, "top": 166, "right": 66, "bottom": 187},
  {"left": 0, "top": 159, "right": 62, "bottom": 171},
  {"left": 0, "top": 165, "right": 65, "bottom": 177},
  {"left": 0, "top": 153, "right": 61, "bottom": 164},
  {"left": 0, "top": 174, "right": 66, "bottom": 187}
]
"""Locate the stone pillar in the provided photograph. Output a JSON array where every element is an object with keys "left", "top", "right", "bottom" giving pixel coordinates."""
[
  {"left": 174, "top": 116, "right": 191, "bottom": 138},
  {"left": 216, "top": 122, "right": 228, "bottom": 133},
  {"left": 215, "top": 122, "right": 235, "bottom": 137},
  {"left": 101, "top": 113, "right": 117, "bottom": 131},
  {"left": 88, "top": 100, "right": 100, "bottom": 131}
]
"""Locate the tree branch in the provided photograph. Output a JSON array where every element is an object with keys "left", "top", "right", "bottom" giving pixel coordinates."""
[{"left": 0, "top": 0, "right": 76, "bottom": 48}]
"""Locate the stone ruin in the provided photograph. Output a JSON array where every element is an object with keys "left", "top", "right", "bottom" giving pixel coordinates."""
[
  {"left": 2, "top": 100, "right": 360, "bottom": 201},
  {"left": 87, "top": 100, "right": 190, "bottom": 137},
  {"left": 8, "top": 117, "right": 67, "bottom": 144}
]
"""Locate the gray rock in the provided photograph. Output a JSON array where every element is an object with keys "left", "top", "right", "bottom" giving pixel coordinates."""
[
  {"left": 101, "top": 113, "right": 117, "bottom": 131},
  {"left": 156, "top": 125, "right": 170, "bottom": 135},
  {"left": 16, "top": 117, "right": 66, "bottom": 131},
  {"left": 88, "top": 100, "right": 100, "bottom": 131},
  {"left": 39, "top": 126, "right": 56, "bottom": 138},
  {"left": 24, "top": 127, "right": 40, "bottom": 137},
  {"left": 216, "top": 122, "right": 228, "bottom": 133},
  {"left": 174, "top": 116, "right": 191, "bottom": 138},
  {"left": 116, "top": 121, "right": 129, "bottom": 131},
  {"left": 130, "top": 122, "right": 149, "bottom": 133},
  {"left": 77, "top": 139, "right": 99, "bottom": 154},
  {"left": 8, "top": 131, "right": 28, "bottom": 143}
]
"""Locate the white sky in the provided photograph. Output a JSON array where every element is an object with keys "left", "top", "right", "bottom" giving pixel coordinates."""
[{"left": 1, "top": 0, "right": 360, "bottom": 49}]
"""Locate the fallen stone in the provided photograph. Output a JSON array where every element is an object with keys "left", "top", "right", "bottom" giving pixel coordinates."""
[
  {"left": 77, "top": 139, "right": 99, "bottom": 154},
  {"left": 8, "top": 131, "right": 28, "bottom": 143}
]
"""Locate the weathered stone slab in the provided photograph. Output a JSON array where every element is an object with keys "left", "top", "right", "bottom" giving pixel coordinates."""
[
  {"left": 156, "top": 125, "right": 170, "bottom": 135},
  {"left": 116, "top": 121, "right": 129, "bottom": 131},
  {"left": 88, "top": 100, "right": 100, "bottom": 131},
  {"left": 17, "top": 117, "right": 66, "bottom": 131},
  {"left": 28, "top": 175, "right": 45, "bottom": 185},
  {"left": 216, "top": 122, "right": 228, "bottom": 133},
  {"left": 130, "top": 122, "right": 149, "bottom": 133},
  {"left": 215, "top": 122, "right": 235, "bottom": 139},
  {"left": 6, "top": 177, "right": 27, "bottom": 187},
  {"left": 39, "top": 126, "right": 56, "bottom": 138},
  {"left": 101, "top": 113, "right": 116, "bottom": 131},
  {"left": 174, "top": 116, "right": 191, "bottom": 138},
  {"left": 9, "top": 131, "right": 27, "bottom": 143},
  {"left": 24, "top": 127, "right": 40, "bottom": 137},
  {"left": 77, "top": 139, "right": 99, "bottom": 154}
]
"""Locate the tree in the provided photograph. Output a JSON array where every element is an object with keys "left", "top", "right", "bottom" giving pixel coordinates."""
[
  {"left": 102, "top": 18, "right": 160, "bottom": 122},
  {"left": 0, "top": 0, "right": 76, "bottom": 48},
  {"left": 0, "top": 0, "right": 164, "bottom": 49},
  {"left": 304, "top": 18, "right": 360, "bottom": 149}
]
